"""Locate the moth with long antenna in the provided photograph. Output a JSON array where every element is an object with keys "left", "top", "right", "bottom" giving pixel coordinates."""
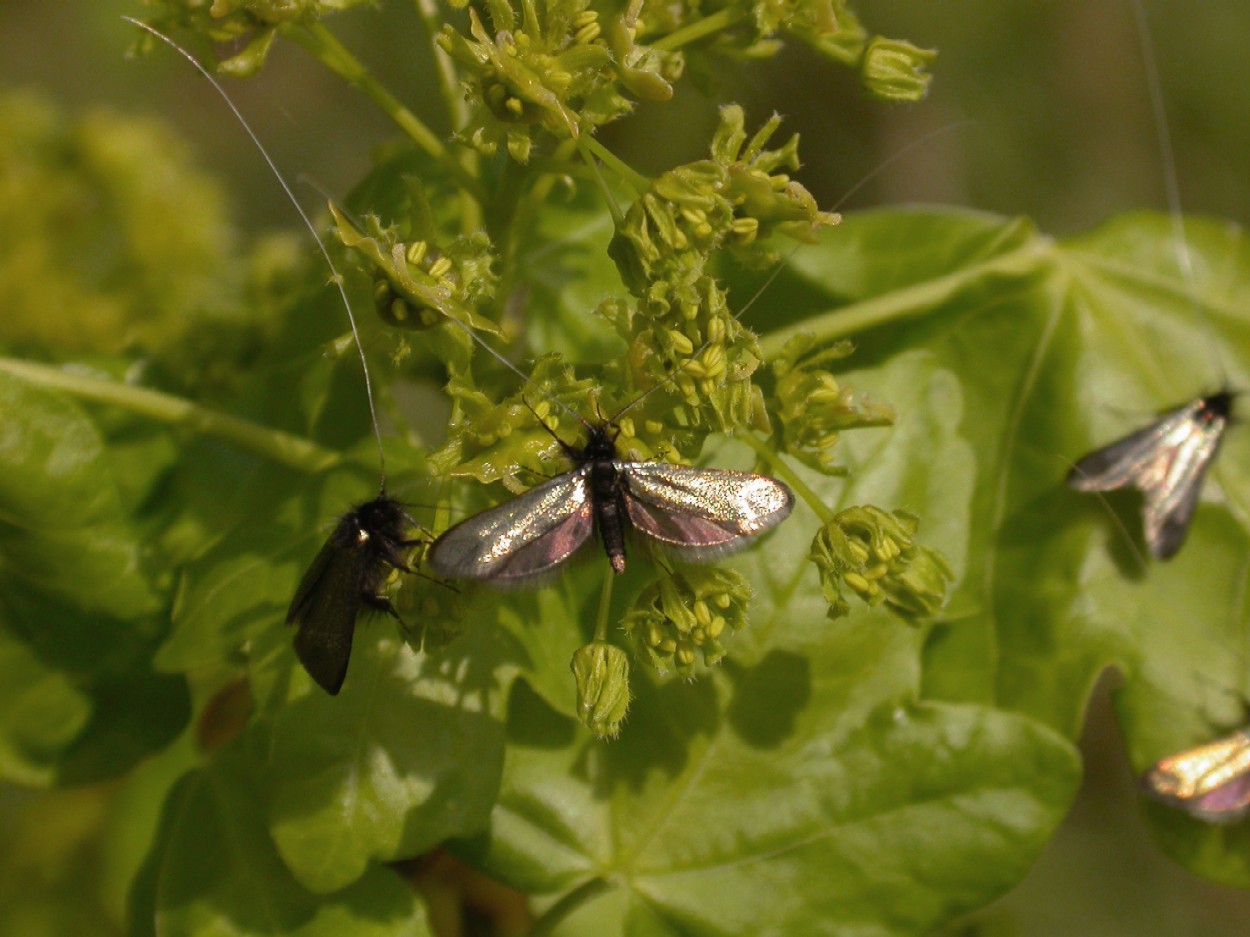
[
  {"left": 425, "top": 125, "right": 965, "bottom": 584},
  {"left": 128, "top": 15, "right": 912, "bottom": 672},
  {"left": 127, "top": 18, "right": 425, "bottom": 695},
  {"left": 1065, "top": 0, "right": 1237, "bottom": 562},
  {"left": 426, "top": 410, "right": 795, "bottom": 585}
]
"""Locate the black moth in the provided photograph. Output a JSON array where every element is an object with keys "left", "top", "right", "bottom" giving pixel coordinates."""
[
  {"left": 426, "top": 422, "right": 794, "bottom": 585},
  {"left": 286, "top": 495, "right": 420, "bottom": 694},
  {"left": 1067, "top": 391, "right": 1233, "bottom": 560}
]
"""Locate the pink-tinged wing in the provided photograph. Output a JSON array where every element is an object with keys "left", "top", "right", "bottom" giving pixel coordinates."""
[
  {"left": 620, "top": 462, "right": 793, "bottom": 562},
  {"left": 1142, "top": 728, "right": 1250, "bottom": 823},
  {"left": 626, "top": 498, "right": 744, "bottom": 547},
  {"left": 1140, "top": 411, "right": 1226, "bottom": 559},
  {"left": 427, "top": 468, "right": 595, "bottom": 585},
  {"left": 1184, "top": 774, "right": 1250, "bottom": 822}
]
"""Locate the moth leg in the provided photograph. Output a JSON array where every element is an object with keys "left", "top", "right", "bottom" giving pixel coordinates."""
[
  {"left": 362, "top": 591, "right": 402, "bottom": 620},
  {"left": 362, "top": 591, "right": 416, "bottom": 638}
]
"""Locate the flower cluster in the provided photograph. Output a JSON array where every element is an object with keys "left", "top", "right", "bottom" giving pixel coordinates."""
[
  {"left": 628, "top": 1, "right": 933, "bottom": 101},
  {"left": 809, "top": 505, "right": 953, "bottom": 621},
  {"left": 428, "top": 356, "right": 607, "bottom": 490},
  {"left": 622, "top": 566, "right": 752, "bottom": 676},
  {"left": 138, "top": 0, "right": 373, "bottom": 75},
  {"left": 771, "top": 334, "right": 895, "bottom": 474},
  {"left": 330, "top": 203, "right": 499, "bottom": 338},
  {"left": 438, "top": 0, "right": 681, "bottom": 162},
  {"left": 599, "top": 106, "right": 839, "bottom": 453}
]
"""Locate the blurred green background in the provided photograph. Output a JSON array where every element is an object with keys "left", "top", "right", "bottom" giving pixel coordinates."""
[{"left": 3, "top": 0, "right": 1250, "bottom": 934}]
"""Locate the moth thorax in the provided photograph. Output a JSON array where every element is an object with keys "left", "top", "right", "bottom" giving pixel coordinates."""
[{"left": 582, "top": 424, "right": 619, "bottom": 462}]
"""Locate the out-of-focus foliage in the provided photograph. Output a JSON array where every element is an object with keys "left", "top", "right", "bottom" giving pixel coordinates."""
[{"left": 2, "top": 1, "right": 1250, "bottom": 936}]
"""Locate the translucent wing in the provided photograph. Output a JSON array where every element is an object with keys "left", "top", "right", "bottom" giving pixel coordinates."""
[
  {"left": 620, "top": 463, "right": 793, "bottom": 562},
  {"left": 1140, "top": 412, "right": 1226, "bottom": 558},
  {"left": 1068, "top": 406, "right": 1196, "bottom": 489},
  {"left": 427, "top": 468, "right": 596, "bottom": 584},
  {"left": 1142, "top": 728, "right": 1250, "bottom": 823},
  {"left": 1068, "top": 398, "right": 1229, "bottom": 559}
]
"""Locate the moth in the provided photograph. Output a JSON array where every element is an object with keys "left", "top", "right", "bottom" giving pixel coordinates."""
[
  {"left": 1142, "top": 726, "right": 1250, "bottom": 823},
  {"left": 127, "top": 19, "right": 427, "bottom": 694},
  {"left": 426, "top": 421, "right": 794, "bottom": 585},
  {"left": 286, "top": 496, "right": 422, "bottom": 695},
  {"left": 1066, "top": 391, "right": 1233, "bottom": 560}
]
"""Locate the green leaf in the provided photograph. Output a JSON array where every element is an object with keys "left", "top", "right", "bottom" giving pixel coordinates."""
[
  {"left": 149, "top": 731, "right": 433, "bottom": 937},
  {"left": 0, "top": 370, "right": 159, "bottom": 620},
  {"left": 524, "top": 191, "right": 627, "bottom": 361},
  {"left": 760, "top": 208, "right": 1250, "bottom": 886},
  {"left": 0, "top": 628, "right": 91, "bottom": 785},
  {"left": 0, "top": 371, "right": 188, "bottom": 782},
  {"left": 455, "top": 400, "right": 1075, "bottom": 934},
  {"left": 267, "top": 633, "right": 507, "bottom": 893}
]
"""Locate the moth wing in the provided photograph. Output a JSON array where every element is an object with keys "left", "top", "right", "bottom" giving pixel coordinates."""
[
  {"left": 621, "top": 463, "right": 793, "bottom": 561},
  {"left": 427, "top": 469, "right": 595, "bottom": 584},
  {"left": 1067, "top": 405, "right": 1196, "bottom": 491},
  {"left": 286, "top": 537, "right": 371, "bottom": 695},
  {"left": 1143, "top": 730, "right": 1250, "bottom": 823},
  {"left": 1187, "top": 773, "right": 1250, "bottom": 822},
  {"left": 1142, "top": 415, "right": 1226, "bottom": 559}
]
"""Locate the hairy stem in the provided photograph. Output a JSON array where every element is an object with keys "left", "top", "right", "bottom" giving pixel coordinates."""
[
  {"left": 411, "top": 0, "right": 482, "bottom": 234},
  {"left": 758, "top": 239, "right": 1048, "bottom": 357},
  {"left": 0, "top": 358, "right": 339, "bottom": 474},
  {"left": 651, "top": 8, "right": 748, "bottom": 51},
  {"left": 285, "top": 21, "right": 487, "bottom": 204}
]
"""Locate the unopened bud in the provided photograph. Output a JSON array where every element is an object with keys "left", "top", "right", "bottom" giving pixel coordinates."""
[{"left": 571, "top": 642, "right": 631, "bottom": 738}]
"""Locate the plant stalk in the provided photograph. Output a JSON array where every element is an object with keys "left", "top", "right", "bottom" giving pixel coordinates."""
[{"left": 0, "top": 358, "right": 339, "bottom": 474}]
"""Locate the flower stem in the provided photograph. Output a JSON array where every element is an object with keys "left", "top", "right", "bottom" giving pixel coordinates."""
[
  {"left": 284, "top": 22, "right": 487, "bottom": 204},
  {"left": 758, "top": 240, "right": 1046, "bottom": 357},
  {"left": 580, "top": 135, "right": 651, "bottom": 199},
  {"left": 651, "top": 8, "right": 747, "bottom": 51},
  {"left": 0, "top": 358, "right": 339, "bottom": 474},
  {"left": 577, "top": 140, "right": 625, "bottom": 228},
  {"left": 594, "top": 562, "right": 615, "bottom": 643},
  {"left": 410, "top": 0, "right": 482, "bottom": 233}
]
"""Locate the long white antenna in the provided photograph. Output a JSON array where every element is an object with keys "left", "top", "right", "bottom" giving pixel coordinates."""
[
  {"left": 129, "top": 13, "right": 951, "bottom": 460},
  {"left": 1127, "top": 0, "right": 1229, "bottom": 385},
  {"left": 831, "top": 119, "right": 975, "bottom": 212},
  {"left": 125, "top": 16, "right": 390, "bottom": 490}
]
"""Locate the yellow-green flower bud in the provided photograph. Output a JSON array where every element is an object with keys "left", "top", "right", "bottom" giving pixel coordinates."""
[
  {"left": 809, "top": 505, "right": 953, "bottom": 622},
  {"left": 771, "top": 334, "right": 895, "bottom": 475},
  {"left": 622, "top": 567, "right": 751, "bottom": 674},
  {"left": 406, "top": 240, "right": 429, "bottom": 266},
  {"left": 571, "top": 642, "right": 632, "bottom": 738},
  {"left": 860, "top": 37, "right": 937, "bottom": 103}
]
